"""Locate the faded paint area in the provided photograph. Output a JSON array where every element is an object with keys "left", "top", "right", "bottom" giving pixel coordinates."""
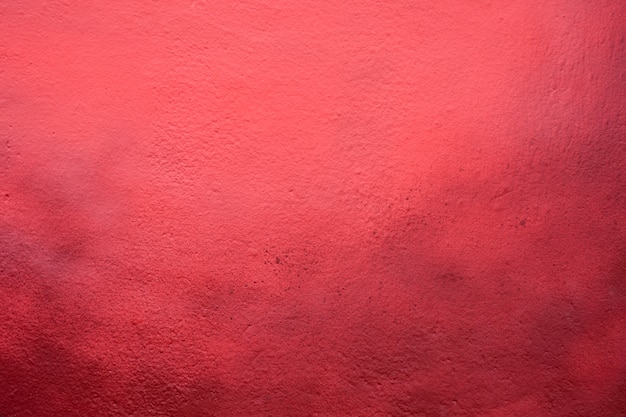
[{"left": 1, "top": 1, "right": 626, "bottom": 416}]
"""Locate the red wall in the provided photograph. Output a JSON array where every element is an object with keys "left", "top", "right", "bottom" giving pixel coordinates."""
[{"left": 1, "top": 1, "right": 625, "bottom": 416}]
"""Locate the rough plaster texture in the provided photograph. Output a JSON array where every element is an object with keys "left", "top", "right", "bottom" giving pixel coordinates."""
[{"left": 1, "top": 1, "right": 626, "bottom": 416}]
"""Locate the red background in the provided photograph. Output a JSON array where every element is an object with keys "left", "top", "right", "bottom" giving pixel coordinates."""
[{"left": 1, "top": 1, "right": 625, "bottom": 416}]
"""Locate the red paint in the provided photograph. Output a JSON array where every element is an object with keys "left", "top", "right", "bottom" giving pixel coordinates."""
[{"left": 1, "top": 1, "right": 625, "bottom": 416}]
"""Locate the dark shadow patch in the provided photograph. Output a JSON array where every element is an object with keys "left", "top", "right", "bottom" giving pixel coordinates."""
[
  {"left": 435, "top": 272, "right": 464, "bottom": 283},
  {"left": 391, "top": 388, "right": 449, "bottom": 417},
  {"left": 607, "top": 247, "right": 626, "bottom": 302},
  {"left": 0, "top": 338, "right": 109, "bottom": 416}
]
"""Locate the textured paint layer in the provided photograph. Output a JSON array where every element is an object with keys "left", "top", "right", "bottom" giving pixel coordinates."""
[{"left": 1, "top": 1, "right": 626, "bottom": 416}]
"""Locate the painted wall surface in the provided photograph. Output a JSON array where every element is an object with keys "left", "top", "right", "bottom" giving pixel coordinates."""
[{"left": 1, "top": 1, "right": 625, "bottom": 416}]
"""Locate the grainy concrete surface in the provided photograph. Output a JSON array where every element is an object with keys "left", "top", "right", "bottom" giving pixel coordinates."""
[{"left": 1, "top": 1, "right": 625, "bottom": 416}]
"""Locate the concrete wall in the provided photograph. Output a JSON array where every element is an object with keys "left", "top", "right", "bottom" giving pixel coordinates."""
[{"left": 1, "top": 1, "right": 625, "bottom": 415}]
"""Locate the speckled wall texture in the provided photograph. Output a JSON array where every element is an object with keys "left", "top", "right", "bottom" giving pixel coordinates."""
[{"left": 1, "top": 1, "right": 625, "bottom": 416}]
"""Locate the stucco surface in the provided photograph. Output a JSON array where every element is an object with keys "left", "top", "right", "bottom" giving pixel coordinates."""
[{"left": 1, "top": 1, "right": 625, "bottom": 416}]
